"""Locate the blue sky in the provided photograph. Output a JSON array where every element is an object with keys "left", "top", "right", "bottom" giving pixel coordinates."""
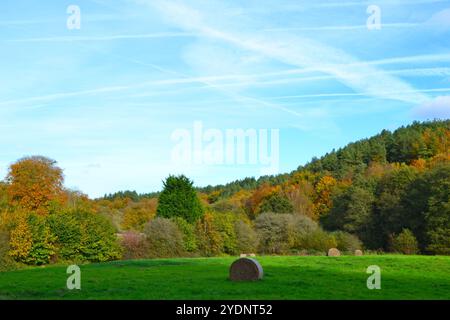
[{"left": 0, "top": 0, "right": 449, "bottom": 197}]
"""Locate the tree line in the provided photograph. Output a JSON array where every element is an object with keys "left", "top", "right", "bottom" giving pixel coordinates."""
[{"left": 0, "top": 120, "right": 448, "bottom": 271}]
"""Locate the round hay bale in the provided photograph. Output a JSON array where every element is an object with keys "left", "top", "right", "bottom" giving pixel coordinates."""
[
  {"left": 354, "top": 249, "right": 363, "bottom": 256},
  {"left": 327, "top": 248, "right": 341, "bottom": 257},
  {"left": 229, "top": 258, "right": 263, "bottom": 281}
]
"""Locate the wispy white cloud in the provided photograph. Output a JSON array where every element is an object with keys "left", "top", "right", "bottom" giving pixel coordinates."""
[
  {"left": 3, "top": 63, "right": 448, "bottom": 108},
  {"left": 0, "top": 55, "right": 306, "bottom": 120},
  {"left": 0, "top": 85, "right": 132, "bottom": 107},
  {"left": 2, "top": 0, "right": 448, "bottom": 197},
  {"left": 203, "top": 67, "right": 450, "bottom": 89},
  {"left": 8, "top": 32, "right": 194, "bottom": 43},
  {"left": 365, "top": 54, "right": 450, "bottom": 66},
  {"left": 264, "top": 88, "right": 450, "bottom": 101},
  {"left": 230, "top": 0, "right": 450, "bottom": 13},
  {"left": 414, "top": 95, "right": 450, "bottom": 119},
  {"left": 67, "top": 29, "right": 309, "bottom": 120},
  {"left": 310, "top": 0, "right": 450, "bottom": 7},
  {"left": 424, "top": 8, "right": 450, "bottom": 31},
  {"left": 139, "top": 0, "right": 431, "bottom": 105},
  {"left": 263, "top": 23, "right": 419, "bottom": 32},
  {"left": 365, "top": 0, "right": 448, "bottom": 6},
  {"left": 0, "top": 14, "right": 137, "bottom": 26}
]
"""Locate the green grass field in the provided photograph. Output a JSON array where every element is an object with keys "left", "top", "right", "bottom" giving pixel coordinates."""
[{"left": 0, "top": 255, "right": 449, "bottom": 300}]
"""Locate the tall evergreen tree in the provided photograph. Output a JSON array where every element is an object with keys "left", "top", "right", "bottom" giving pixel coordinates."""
[{"left": 156, "top": 175, "right": 204, "bottom": 223}]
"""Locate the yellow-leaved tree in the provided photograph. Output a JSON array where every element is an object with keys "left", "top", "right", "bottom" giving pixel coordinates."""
[
  {"left": 122, "top": 198, "right": 157, "bottom": 231},
  {"left": 313, "top": 175, "right": 337, "bottom": 220},
  {"left": 8, "top": 213, "right": 33, "bottom": 261}
]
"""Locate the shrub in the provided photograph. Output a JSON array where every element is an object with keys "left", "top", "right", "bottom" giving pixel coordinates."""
[
  {"left": 291, "top": 215, "right": 318, "bottom": 236},
  {"left": 296, "top": 229, "right": 337, "bottom": 253},
  {"left": 49, "top": 210, "right": 122, "bottom": 263},
  {"left": 234, "top": 220, "right": 258, "bottom": 254},
  {"left": 156, "top": 175, "right": 204, "bottom": 223},
  {"left": 212, "top": 212, "right": 238, "bottom": 255},
  {"left": 25, "top": 214, "right": 57, "bottom": 265},
  {"left": 120, "top": 231, "right": 148, "bottom": 260},
  {"left": 79, "top": 211, "right": 123, "bottom": 262},
  {"left": 48, "top": 212, "right": 83, "bottom": 262},
  {"left": 332, "top": 231, "right": 363, "bottom": 252},
  {"left": 171, "top": 217, "right": 198, "bottom": 253},
  {"left": 255, "top": 213, "right": 330, "bottom": 254},
  {"left": 195, "top": 212, "right": 223, "bottom": 256},
  {"left": 390, "top": 229, "right": 419, "bottom": 254},
  {"left": 255, "top": 213, "right": 295, "bottom": 254},
  {"left": 144, "top": 217, "right": 185, "bottom": 258}
]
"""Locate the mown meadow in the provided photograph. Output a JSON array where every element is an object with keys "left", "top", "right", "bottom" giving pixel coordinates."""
[
  {"left": 1, "top": 255, "right": 449, "bottom": 300},
  {"left": 1, "top": 121, "right": 449, "bottom": 302}
]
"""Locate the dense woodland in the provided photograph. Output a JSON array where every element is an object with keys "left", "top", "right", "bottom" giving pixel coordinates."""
[{"left": 1, "top": 120, "right": 449, "bottom": 271}]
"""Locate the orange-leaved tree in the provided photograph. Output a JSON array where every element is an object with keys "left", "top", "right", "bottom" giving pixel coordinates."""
[{"left": 6, "top": 156, "right": 66, "bottom": 215}]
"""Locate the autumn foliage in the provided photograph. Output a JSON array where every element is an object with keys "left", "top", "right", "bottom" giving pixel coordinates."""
[
  {"left": 0, "top": 120, "right": 448, "bottom": 270},
  {"left": 6, "top": 156, "right": 66, "bottom": 215}
]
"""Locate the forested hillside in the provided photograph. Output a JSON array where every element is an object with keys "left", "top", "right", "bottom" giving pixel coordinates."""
[
  {"left": 98, "top": 120, "right": 450, "bottom": 255},
  {"left": 1, "top": 120, "right": 449, "bottom": 271}
]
